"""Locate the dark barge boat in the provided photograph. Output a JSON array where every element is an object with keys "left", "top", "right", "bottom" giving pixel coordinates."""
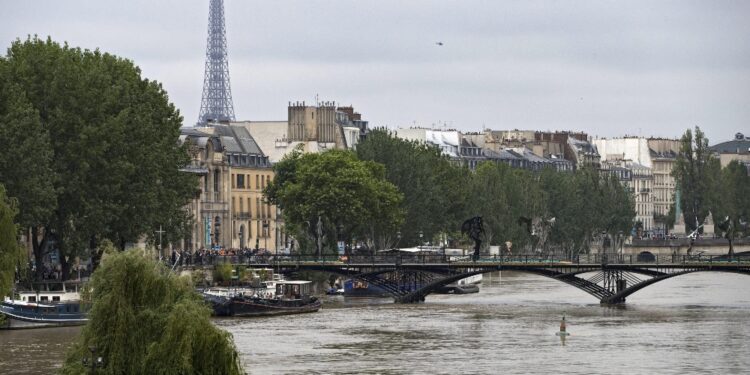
[{"left": 204, "top": 280, "right": 321, "bottom": 317}]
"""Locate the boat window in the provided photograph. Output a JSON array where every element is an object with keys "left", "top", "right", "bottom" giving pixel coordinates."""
[
  {"left": 28, "top": 296, "right": 36, "bottom": 302},
  {"left": 53, "top": 296, "right": 61, "bottom": 302},
  {"left": 40, "top": 296, "right": 49, "bottom": 301}
]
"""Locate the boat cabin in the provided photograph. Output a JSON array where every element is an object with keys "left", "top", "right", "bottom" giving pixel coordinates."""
[
  {"left": 15, "top": 282, "right": 82, "bottom": 304},
  {"left": 275, "top": 281, "right": 312, "bottom": 300}
]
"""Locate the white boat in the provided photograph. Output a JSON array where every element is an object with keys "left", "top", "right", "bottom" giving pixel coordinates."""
[{"left": 1, "top": 284, "right": 88, "bottom": 329}]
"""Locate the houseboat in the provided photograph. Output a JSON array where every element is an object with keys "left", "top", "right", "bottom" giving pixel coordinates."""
[
  {"left": 1, "top": 284, "right": 88, "bottom": 329},
  {"left": 204, "top": 280, "right": 321, "bottom": 317}
]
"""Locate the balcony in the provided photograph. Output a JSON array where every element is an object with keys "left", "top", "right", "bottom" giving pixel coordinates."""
[
  {"left": 201, "top": 200, "right": 228, "bottom": 213},
  {"left": 235, "top": 212, "right": 251, "bottom": 220}
]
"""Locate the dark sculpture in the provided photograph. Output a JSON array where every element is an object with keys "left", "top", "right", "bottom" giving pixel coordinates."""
[
  {"left": 462, "top": 216, "right": 484, "bottom": 261},
  {"left": 717, "top": 216, "right": 734, "bottom": 258}
]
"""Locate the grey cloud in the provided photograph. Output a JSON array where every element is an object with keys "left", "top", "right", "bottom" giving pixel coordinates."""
[{"left": 1, "top": 0, "right": 748, "bottom": 143}]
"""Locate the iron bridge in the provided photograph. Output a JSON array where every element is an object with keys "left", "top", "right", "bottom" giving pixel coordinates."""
[{"left": 194, "top": 253, "right": 750, "bottom": 304}]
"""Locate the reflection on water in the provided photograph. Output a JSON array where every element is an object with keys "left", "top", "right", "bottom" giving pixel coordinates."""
[{"left": 3, "top": 271, "right": 750, "bottom": 374}]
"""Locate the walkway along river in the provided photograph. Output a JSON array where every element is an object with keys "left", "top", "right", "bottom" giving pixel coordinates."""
[{"left": 1, "top": 271, "right": 749, "bottom": 374}]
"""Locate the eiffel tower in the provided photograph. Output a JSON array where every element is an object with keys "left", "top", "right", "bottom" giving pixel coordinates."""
[{"left": 197, "top": 0, "right": 236, "bottom": 125}]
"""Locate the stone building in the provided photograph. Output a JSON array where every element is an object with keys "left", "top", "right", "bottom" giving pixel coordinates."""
[
  {"left": 710, "top": 132, "right": 750, "bottom": 169},
  {"left": 180, "top": 125, "right": 283, "bottom": 252},
  {"left": 594, "top": 136, "right": 680, "bottom": 235},
  {"left": 233, "top": 102, "right": 366, "bottom": 163}
]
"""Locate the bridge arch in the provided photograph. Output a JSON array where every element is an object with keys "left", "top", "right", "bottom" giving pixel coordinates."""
[
  {"left": 603, "top": 268, "right": 750, "bottom": 304},
  {"left": 637, "top": 251, "right": 656, "bottom": 262},
  {"left": 392, "top": 267, "right": 750, "bottom": 305}
]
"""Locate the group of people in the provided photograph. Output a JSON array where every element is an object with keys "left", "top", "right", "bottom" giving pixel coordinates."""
[{"left": 167, "top": 247, "right": 273, "bottom": 266}]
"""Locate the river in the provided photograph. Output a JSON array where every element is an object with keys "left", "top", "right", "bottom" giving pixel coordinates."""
[{"left": 2, "top": 271, "right": 749, "bottom": 374}]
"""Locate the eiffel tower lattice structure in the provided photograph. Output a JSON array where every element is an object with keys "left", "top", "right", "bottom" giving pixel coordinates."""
[{"left": 197, "top": 0, "right": 236, "bottom": 125}]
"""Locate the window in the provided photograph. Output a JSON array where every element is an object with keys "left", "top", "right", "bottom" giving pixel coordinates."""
[
  {"left": 231, "top": 174, "right": 235, "bottom": 188},
  {"left": 261, "top": 175, "right": 265, "bottom": 189},
  {"left": 53, "top": 296, "right": 60, "bottom": 302},
  {"left": 213, "top": 169, "right": 220, "bottom": 193},
  {"left": 256, "top": 175, "right": 260, "bottom": 190},
  {"left": 41, "top": 296, "right": 49, "bottom": 301},
  {"left": 237, "top": 174, "right": 245, "bottom": 189},
  {"left": 247, "top": 198, "right": 251, "bottom": 217},
  {"left": 28, "top": 296, "right": 36, "bottom": 302},
  {"left": 232, "top": 197, "right": 235, "bottom": 213}
]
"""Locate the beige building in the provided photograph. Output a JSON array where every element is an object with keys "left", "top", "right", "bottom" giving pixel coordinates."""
[
  {"left": 233, "top": 102, "right": 366, "bottom": 163},
  {"left": 180, "top": 125, "right": 283, "bottom": 252},
  {"left": 595, "top": 136, "right": 680, "bottom": 235},
  {"left": 629, "top": 162, "right": 655, "bottom": 232}
]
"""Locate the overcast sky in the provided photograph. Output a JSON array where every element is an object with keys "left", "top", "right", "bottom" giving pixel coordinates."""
[{"left": 2, "top": 0, "right": 749, "bottom": 143}]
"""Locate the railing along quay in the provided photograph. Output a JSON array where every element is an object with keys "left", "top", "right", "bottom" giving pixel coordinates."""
[{"left": 173, "top": 253, "right": 750, "bottom": 268}]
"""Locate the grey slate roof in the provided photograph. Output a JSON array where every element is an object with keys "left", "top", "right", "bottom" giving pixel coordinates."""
[{"left": 710, "top": 135, "right": 750, "bottom": 154}]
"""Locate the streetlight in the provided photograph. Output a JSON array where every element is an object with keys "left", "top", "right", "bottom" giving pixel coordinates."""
[
  {"left": 263, "top": 220, "right": 270, "bottom": 255},
  {"left": 82, "top": 345, "right": 105, "bottom": 374},
  {"left": 418, "top": 231, "right": 423, "bottom": 251}
]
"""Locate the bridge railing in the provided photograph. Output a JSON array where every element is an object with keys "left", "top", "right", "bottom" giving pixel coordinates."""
[{"left": 175, "top": 252, "right": 750, "bottom": 267}]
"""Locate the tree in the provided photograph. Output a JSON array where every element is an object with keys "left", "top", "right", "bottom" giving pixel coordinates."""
[
  {"left": 717, "top": 160, "right": 750, "bottom": 238},
  {"left": 0, "top": 184, "right": 23, "bottom": 299},
  {"left": 0, "top": 37, "right": 198, "bottom": 279},
  {"left": 265, "top": 149, "right": 403, "bottom": 254},
  {"left": 61, "top": 247, "right": 243, "bottom": 375},
  {"left": 672, "top": 127, "right": 722, "bottom": 232},
  {"left": 356, "top": 129, "right": 468, "bottom": 246},
  {"left": 0, "top": 81, "right": 56, "bottom": 282},
  {"left": 467, "top": 162, "right": 543, "bottom": 253}
]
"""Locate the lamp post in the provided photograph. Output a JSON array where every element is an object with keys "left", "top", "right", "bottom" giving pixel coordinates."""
[
  {"left": 262, "top": 220, "right": 270, "bottom": 255},
  {"left": 155, "top": 226, "right": 166, "bottom": 258},
  {"left": 82, "top": 345, "right": 105, "bottom": 374}
]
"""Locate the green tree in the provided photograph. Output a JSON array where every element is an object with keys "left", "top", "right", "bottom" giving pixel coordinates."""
[
  {"left": 467, "top": 162, "right": 543, "bottom": 253},
  {"left": 672, "top": 127, "right": 722, "bottom": 231},
  {"left": 265, "top": 149, "right": 404, "bottom": 254},
  {"left": 717, "top": 160, "right": 750, "bottom": 238},
  {"left": 356, "top": 129, "right": 468, "bottom": 246},
  {"left": 0, "top": 184, "right": 23, "bottom": 299},
  {"left": 0, "top": 82, "right": 56, "bottom": 281},
  {"left": 0, "top": 37, "right": 197, "bottom": 279},
  {"left": 61, "top": 247, "right": 243, "bottom": 375}
]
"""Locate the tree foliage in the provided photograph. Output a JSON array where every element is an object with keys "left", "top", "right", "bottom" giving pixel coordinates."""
[
  {"left": 0, "top": 184, "right": 23, "bottom": 298},
  {"left": 61, "top": 247, "right": 243, "bottom": 375},
  {"left": 0, "top": 36, "right": 197, "bottom": 279},
  {"left": 467, "top": 163, "right": 634, "bottom": 257},
  {"left": 356, "top": 129, "right": 469, "bottom": 246},
  {"left": 715, "top": 160, "right": 750, "bottom": 238},
  {"left": 265, "top": 148, "right": 404, "bottom": 253},
  {"left": 672, "top": 127, "right": 722, "bottom": 231}
]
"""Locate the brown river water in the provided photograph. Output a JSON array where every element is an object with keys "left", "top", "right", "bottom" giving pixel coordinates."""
[{"left": 2, "top": 271, "right": 749, "bottom": 374}]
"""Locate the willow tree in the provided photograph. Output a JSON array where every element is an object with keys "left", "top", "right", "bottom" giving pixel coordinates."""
[{"left": 61, "top": 247, "right": 243, "bottom": 375}]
